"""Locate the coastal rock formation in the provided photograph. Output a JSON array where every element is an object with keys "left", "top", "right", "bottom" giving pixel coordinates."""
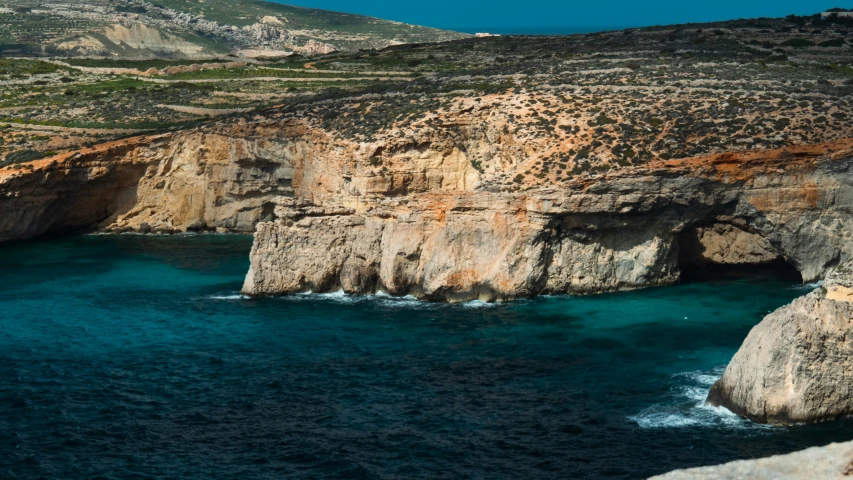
[
  {"left": 2, "top": 105, "right": 853, "bottom": 303},
  {"left": 0, "top": 125, "right": 297, "bottom": 242},
  {"left": 242, "top": 139, "right": 853, "bottom": 301},
  {"left": 650, "top": 440, "right": 853, "bottom": 480},
  {"left": 706, "top": 259, "right": 853, "bottom": 424}
]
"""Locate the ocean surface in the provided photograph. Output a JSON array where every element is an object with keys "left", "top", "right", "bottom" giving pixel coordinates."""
[
  {"left": 453, "top": 26, "right": 635, "bottom": 35},
  {"left": 1, "top": 235, "right": 851, "bottom": 479}
]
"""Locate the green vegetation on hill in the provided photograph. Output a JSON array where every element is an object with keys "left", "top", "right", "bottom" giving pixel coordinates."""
[
  {"left": 0, "top": 0, "right": 468, "bottom": 59},
  {"left": 155, "top": 0, "right": 412, "bottom": 30},
  {"left": 1, "top": 11, "right": 852, "bottom": 183}
]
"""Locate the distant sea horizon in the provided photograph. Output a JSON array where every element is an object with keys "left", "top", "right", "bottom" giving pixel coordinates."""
[{"left": 448, "top": 26, "right": 637, "bottom": 35}]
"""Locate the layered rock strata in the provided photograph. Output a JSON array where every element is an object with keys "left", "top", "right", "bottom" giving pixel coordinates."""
[
  {"left": 2, "top": 115, "right": 853, "bottom": 305},
  {"left": 0, "top": 124, "right": 297, "bottom": 242},
  {"left": 242, "top": 139, "right": 853, "bottom": 301},
  {"left": 706, "top": 259, "right": 853, "bottom": 424}
]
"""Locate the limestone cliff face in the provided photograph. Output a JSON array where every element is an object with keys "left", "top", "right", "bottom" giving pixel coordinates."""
[
  {"left": 242, "top": 140, "right": 853, "bottom": 301},
  {"left": 2, "top": 112, "right": 853, "bottom": 305},
  {"left": 0, "top": 124, "right": 298, "bottom": 242},
  {"left": 706, "top": 259, "right": 853, "bottom": 425}
]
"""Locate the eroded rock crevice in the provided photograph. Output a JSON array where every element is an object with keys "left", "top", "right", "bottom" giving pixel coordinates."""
[{"left": 0, "top": 127, "right": 301, "bottom": 242}]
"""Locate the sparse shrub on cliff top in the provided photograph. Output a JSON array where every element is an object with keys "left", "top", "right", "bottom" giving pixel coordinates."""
[
  {"left": 819, "top": 38, "right": 846, "bottom": 47},
  {"left": 782, "top": 38, "right": 815, "bottom": 48},
  {"left": 0, "top": 149, "right": 48, "bottom": 167}
]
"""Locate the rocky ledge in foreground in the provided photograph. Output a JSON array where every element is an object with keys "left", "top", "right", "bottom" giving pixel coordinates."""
[
  {"left": 650, "top": 441, "right": 853, "bottom": 480},
  {"left": 706, "top": 259, "right": 853, "bottom": 424}
]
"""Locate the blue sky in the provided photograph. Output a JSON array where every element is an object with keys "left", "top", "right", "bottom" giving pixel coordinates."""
[{"left": 276, "top": 1, "right": 853, "bottom": 30}]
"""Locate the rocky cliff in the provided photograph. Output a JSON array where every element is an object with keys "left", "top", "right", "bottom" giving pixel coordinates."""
[
  {"left": 706, "top": 258, "right": 853, "bottom": 424},
  {"left": 3, "top": 111, "right": 852, "bottom": 303},
  {"left": 242, "top": 138, "right": 853, "bottom": 301},
  {"left": 0, "top": 123, "right": 298, "bottom": 242}
]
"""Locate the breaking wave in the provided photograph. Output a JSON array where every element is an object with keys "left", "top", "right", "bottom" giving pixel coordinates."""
[
  {"left": 208, "top": 293, "right": 250, "bottom": 300},
  {"left": 628, "top": 368, "right": 769, "bottom": 431},
  {"left": 793, "top": 281, "right": 822, "bottom": 291},
  {"left": 281, "top": 289, "right": 499, "bottom": 309}
]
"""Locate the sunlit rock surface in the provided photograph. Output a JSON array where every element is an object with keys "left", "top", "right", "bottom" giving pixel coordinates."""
[{"left": 650, "top": 441, "right": 853, "bottom": 479}]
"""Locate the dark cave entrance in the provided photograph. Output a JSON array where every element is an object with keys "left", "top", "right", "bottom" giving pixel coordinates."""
[{"left": 676, "top": 224, "right": 802, "bottom": 284}]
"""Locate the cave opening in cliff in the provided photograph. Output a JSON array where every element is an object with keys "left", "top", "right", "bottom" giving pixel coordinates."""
[{"left": 676, "top": 225, "right": 802, "bottom": 284}]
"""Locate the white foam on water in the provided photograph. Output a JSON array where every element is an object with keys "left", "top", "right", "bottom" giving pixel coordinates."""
[
  {"left": 373, "top": 294, "right": 432, "bottom": 309},
  {"left": 462, "top": 300, "right": 497, "bottom": 309},
  {"left": 628, "top": 368, "right": 770, "bottom": 431},
  {"left": 283, "top": 289, "right": 434, "bottom": 308},
  {"left": 315, "top": 289, "right": 349, "bottom": 299},
  {"left": 208, "top": 293, "right": 250, "bottom": 300},
  {"left": 794, "top": 281, "right": 822, "bottom": 291},
  {"left": 286, "top": 289, "right": 357, "bottom": 303},
  {"left": 278, "top": 290, "right": 507, "bottom": 309}
]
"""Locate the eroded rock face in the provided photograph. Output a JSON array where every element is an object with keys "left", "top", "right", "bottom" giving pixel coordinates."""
[
  {"left": 242, "top": 142, "right": 853, "bottom": 301},
  {"left": 679, "top": 223, "right": 781, "bottom": 266},
  {"left": 0, "top": 124, "right": 299, "bottom": 242},
  {"left": 3, "top": 113, "right": 853, "bottom": 304},
  {"left": 242, "top": 191, "right": 684, "bottom": 301},
  {"left": 650, "top": 440, "right": 853, "bottom": 480},
  {"left": 706, "top": 260, "right": 853, "bottom": 424}
]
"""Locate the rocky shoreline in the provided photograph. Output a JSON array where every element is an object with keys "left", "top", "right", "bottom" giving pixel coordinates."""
[
  {"left": 2, "top": 120, "right": 853, "bottom": 301},
  {"left": 706, "top": 259, "right": 853, "bottom": 425}
]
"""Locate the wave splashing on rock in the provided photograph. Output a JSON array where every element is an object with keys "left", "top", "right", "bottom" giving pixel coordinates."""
[{"left": 629, "top": 368, "right": 769, "bottom": 430}]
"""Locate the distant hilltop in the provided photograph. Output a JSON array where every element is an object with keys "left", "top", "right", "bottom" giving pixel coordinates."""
[{"left": 0, "top": 0, "right": 469, "bottom": 59}]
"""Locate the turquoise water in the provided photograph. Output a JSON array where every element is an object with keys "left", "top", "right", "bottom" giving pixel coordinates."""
[{"left": 2, "top": 235, "right": 851, "bottom": 479}]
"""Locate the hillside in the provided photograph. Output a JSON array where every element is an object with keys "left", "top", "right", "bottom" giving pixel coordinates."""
[
  {"left": 0, "top": 12, "right": 850, "bottom": 177},
  {"left": 0, "top": 0, "right": 469, "bottom": 59}
]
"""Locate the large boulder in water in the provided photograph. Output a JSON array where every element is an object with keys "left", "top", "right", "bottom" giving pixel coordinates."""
[{"left": 706, "top": 261, "right": 853, "bottom": 424}]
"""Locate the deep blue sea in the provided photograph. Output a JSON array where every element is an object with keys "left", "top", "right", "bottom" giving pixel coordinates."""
[
  {"left": 2, "top": 235, "right": 852, "bottom": 479},
  {"left": 453, "top": 26, "right": 635, "bottom": 35}
]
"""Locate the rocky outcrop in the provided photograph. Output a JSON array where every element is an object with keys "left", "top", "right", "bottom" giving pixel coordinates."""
[
  {"left": 242, "top": 139, "right": 853, "bottom": 301},
  {"left": 298, "top": 39, "right": 337, "bottom": 55},
  {"left": 706, "top": 259, "right": 853, "bottom": 424},
  {"left": 679, "top": 222, "right": 781, "bottom": 266},
  {"left": 0, "top": 124, "right": 299, "bottom": 242},
  {"left": 650, "top": 440, "right": 853, "bottom": 479}
]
